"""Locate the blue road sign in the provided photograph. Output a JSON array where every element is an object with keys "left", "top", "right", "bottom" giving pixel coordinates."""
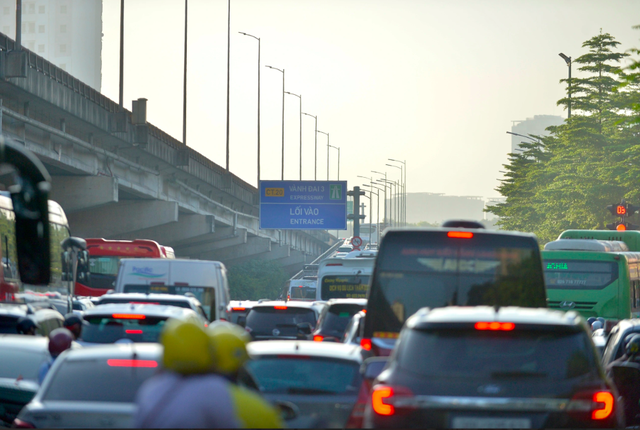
[{"left": 260, "top": 180, "right": 347, "bottom": 230}]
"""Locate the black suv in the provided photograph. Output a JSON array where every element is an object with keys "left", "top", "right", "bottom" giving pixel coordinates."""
[{"left": 364, "top": 306, "right": 622, "bottom": 428}]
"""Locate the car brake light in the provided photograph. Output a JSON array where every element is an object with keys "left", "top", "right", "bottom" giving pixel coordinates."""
[
  {"left": 274, "top": 306, "right": 287, "bottom": 310},
  {"left": 313, "top": 335, "right": 324, "bottom": 342},
  {"left": 474, "top": 322, "right": 515, "bottom": 331},
  {"left": 12, "top": 418, "right": 36, "bottom": 428},
  {"left": 232, "top": 307, "right": 246, "bottom": 311},
  {"left": 371, "top": 385, "right": 415, "bottom": 417},
  {"left": 361, "top": 309, "right": 367, "bottom": 313},
  {"left": 125, "top": 329, "right": 143, "bottom": 334},
  {"left": 372, "top": 386, "right": 394, "bottom": 416},
  {"left": 447, "top": 231, "right": 474, "bottom": 239},
  {"left": 112, "top": 314, "right": 146, "bottom": 319},
  {"left": 360, "top": 338, "right": 372, "bottom": 351},
  {"left": 107, "top": 359, "right": 158, "bottom": 368},
  {"left": 592, "top": 392, "right": 614, "bottom": 420}
]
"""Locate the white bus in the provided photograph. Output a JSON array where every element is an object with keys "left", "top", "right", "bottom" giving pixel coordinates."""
[
  {"left": 287, "top": 278, "right": 317, "bottom": 301},
  {"left": 316, "top": 250, "right": 377, "bottom": 302}
]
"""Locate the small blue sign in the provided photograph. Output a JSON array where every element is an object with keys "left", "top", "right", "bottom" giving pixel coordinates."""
[{"left": 260, "top": 180, "right": 347, "bottom": 230}]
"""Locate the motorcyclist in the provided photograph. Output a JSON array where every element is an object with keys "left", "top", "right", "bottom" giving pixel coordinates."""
[
  {"left": 207, "top": 322, "right": 283, "bottom": 428},
  {"left": 63, "top": 313, "right": 84, "bottom": 341},
  {"left": 16, "top": 317, "right": 38, "bottom": 336},
  {"left": 135, "top": 318, "right": 271, "bottom": 428},
  {"left": 607, "top": 334, "right": 640, "bottom": 378},
  {"left": 38, "top": 328, "right": 74, "bottom": 384}
]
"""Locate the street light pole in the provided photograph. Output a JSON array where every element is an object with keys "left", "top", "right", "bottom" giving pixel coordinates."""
[
  {"left": 118, "top": 0, "right": 124, "bottom": 107},
  {"left": 389, "top": 159, "right": 406, "bottom": 225},
  {"left": 318, "top": 131, "right": 329, "bottom": 180},
  {"left": 225, "top": 0, "right": 230, "bottom": 170},
  {"left": 266, "top": 65, "right": 285, "bottom": 179},
  {"left": 387, "top": 163, "right": 403, "bottom": 226},
  {"left": 372, "top": 170, "right": 388, "bottom": 226},
  {"left": 302, "top": 113, "right": 317, "bottom": 180},
  {"left": 239, "top": 32, "right": 260, "bottom": 186},
  {"left": 362, "top": 183, "right": 384, "bottom": 242},
  {"left": 358, "top": 175, "right": 374, "bottom": 238},
  {"left": 285, "top": 92, "right": 302, "bottom": 180},
  {"left": 329, "top": 145, "right": 340, "bottom": 180},
  {"left": 559, "top": 53, "right": 572, "bottom": 119}
]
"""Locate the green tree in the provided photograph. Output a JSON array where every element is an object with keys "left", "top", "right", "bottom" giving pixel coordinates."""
[{"left": 227, "top": 259, "right": 290, "bottom": 300}]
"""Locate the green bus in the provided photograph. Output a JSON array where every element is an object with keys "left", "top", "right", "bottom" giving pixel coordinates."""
[
  {"left": 543, "top": 239, "right": 640, "bottom": 320},
  {"left": 559, "top": 230, "right": 640, "bottom": 252}
]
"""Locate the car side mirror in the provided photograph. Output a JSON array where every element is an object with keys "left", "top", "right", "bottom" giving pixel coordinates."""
[
  {"left": 2, "top": 137, "right": 52, "bottom": 285},
  {"left": 237, "top": 315, "right": 246, "bottom": 328},
  {"left": 361, "top": 357, "right": 388, "bottom": 381},
  {"left": 297, "top": 322, "right": 312, "bottom": 335}
]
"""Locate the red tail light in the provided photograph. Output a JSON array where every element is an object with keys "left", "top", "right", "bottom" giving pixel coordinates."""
[
  {"left": 569, "top": 390, "right": 615, "bottom": 421},
  {"left": 107, "top": 359, "right": 158, "bottom": 368},
  {"left": 592, "top": 392, "right": 614, "bottom": 420},
  {"left": 475, "top": 322, "right": 515, "bottom": 331},
  {"left": 232, "top": 307, "right": 246, "bottom": 311},
  {"left": 125, "top": 329, "right": 143, "bottom": 334},
  {"left": 274, "top": 306, "right": 287, "bottom": 310},
  {"left": 313, "top": 335, "right": 324, "bottom": 342},
  {"left": 371, "top": 385, "right": 415, "bottom": 417},
  {"left": 12, "top": 418, "right": 36, "bottom": 428},
  {"left": 447, "top": 231, "right": 474, "bottom": 239},
  {"left": 346, "top": 380, "right": 371, "bottom": 428},
  {"left": 112, "top": 314, "right": 146, "bottom": 319},
  {"left": 361, "top": 338, "right": 372, "bottom": 351}
]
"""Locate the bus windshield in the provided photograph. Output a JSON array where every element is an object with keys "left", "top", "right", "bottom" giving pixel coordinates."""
[
  {"left": 543, "top": 260, "right": 618, "bottom": 290},
  {"left": 366, "top": 230, "right": 546, "bottom": 335}
]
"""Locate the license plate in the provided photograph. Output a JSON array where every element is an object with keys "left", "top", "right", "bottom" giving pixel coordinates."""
[{"left": 451, "top": 417, "right": 532, "bottom": 428}]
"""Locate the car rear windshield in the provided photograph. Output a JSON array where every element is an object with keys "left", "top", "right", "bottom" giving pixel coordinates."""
[
  {"left": 99, "top": 298, "right": 191, "bottom": 309},
  {"left": 367, "top": 231, "right": 546, "bottom": 334},
  {"left": 123, "top": 285, "right": 216, "bottom": 320},
  {"left": 246, "top": 307, "right": 316, "bottom": 337},
  {"left": 397, "top": 327, "right": 597, "bottom": 381},
  {"left": 319, "top": 304, "right": 366, "bottom": 338},
  {"left": 0, "top": 315, "right": 19, "bottom": 334},
  {"left": 321, "top": 275, "right": 370, "bottom": 300},
  {"left": 0, "top": 348, "right": 48, "bottom": 381},
  {"left": 82, "top": 315, "right": 168, "bottom": 343},
  {"left": 43, "top": 358, "right": 158, "bottom": 402},
  {"left": 245, "top": 357, "right": 360, "bottom": 395},
  {"left": 290, "top": 286, "right": 316, "bottom": 300},
  {"left": 544, "top": 260, "right": 619, "bottom": 290}
]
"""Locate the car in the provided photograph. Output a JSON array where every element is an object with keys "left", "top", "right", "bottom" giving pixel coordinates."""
[
  {"left": 601, "top": 318, "right": 640, "bottom": 367},
  {"left": 245, "top": 340, "right": 366, "bottom": 428},
  {"left": 312, "top": 298, "right": 367, "bottom": 342},
  {"left": 342, "top": 310, "right": 366, "bottom": 346},
  {"left": 0, "top": 302, "right": 64, "bottom": 336},
  {"left": 95, "top": 293, "right": 209, "bottom": 321},
  {"left": 227, "top": 300, "right": 258, "bottom": 325},
  {"left": 80, "top": 303, "right": 205, "bottom": 345},
  {"left": 14, "top": 343, "right": 161, "bottom": 428},
  {"left": 361, "top": 306, "right": 622, "bottom": 428},
  {"left": 241, "top": 301, "right": 326, "bottom": 341},
  {"left": 0, "top": 335, "right": 56, "bottom": 425}
]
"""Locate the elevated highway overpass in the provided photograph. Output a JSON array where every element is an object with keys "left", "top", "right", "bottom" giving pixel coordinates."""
[{"left": 0, "top": 32, "right": 336, "bottom": 276}]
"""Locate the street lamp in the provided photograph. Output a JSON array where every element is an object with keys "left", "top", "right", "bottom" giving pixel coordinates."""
[
  {"left": 239, "top": 31, "right": 260, "bottom": 186},
  {"left": 372, "top": 170, "right": 388, "bottom": 227},
  {"left": 388, "top": 159, "right": 406, "bottom": 225},
  {"left": 318, "top": 130, "right": 329, "bottom": 180},
  {"left": 266, "top": 65, "right": 285, "bottom": 179},
  {"left": 285, "top": 91, "right": 302, "bottom": 180},
  {"left": 386, "top": 162, "right": 405, "bottom": 226},
  {"left": 361, "top": 184, "right": 381, "bottom": 243},
  {"left": 386, "top": 164, "right": 402, "bottom": 227},
  {"left": 378, "top": 178, "right": 398, "bottom": 227},
  {"left": 302, "top": 113, "right": 317, "bottom": 180},
  {"left": 559, "top": 53, "right": 572, "bottom": 119},
  {"left": 328, "top": 145, "right": 340, "bottom": 180},
  {"left": 358, "top": 175, "right": 375, "bottom": 238}
]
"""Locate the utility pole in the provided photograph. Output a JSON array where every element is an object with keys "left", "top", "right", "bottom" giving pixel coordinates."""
[{"left": 347, "top": 186, "right": 366, "bottom": 237}]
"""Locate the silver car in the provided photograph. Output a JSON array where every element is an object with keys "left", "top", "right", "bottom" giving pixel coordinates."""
[
  {"left": 14, "top": 343, "right": 161, "bottom": 428},
  {"left": 245, "top": 340, "right": 366, "bottom": 428}
]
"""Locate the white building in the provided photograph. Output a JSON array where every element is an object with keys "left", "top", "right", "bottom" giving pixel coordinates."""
[{"left": 1, "top": 0, "right": 102, "bottom": 90}]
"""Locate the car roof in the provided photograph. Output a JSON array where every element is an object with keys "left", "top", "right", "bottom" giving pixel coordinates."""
[
  {"left": 99, "top": 293, "right": 198, "bottom": 303},
  {"left": 0, "top": 334, "right": 50, "bottom": 351},
  {"left": 406, "top": 306, "right": 582, "bottom": 328},
  {"left": 252, "top": 300, "right": 318, "bottom": 309},
  {"left": 59, "top": 342, "right": 162, "bottom": 362},
  {"left": 118, "top": 258, "right": 224, "bottom": 267},
  {"left": 326, "top": 298, "right": 368, "bottom": 307},
  {"left": 247, "top": 340, "right": 364, "bottom": 363},
  {"left": 85, "top": 303, "right": 198, "bottom": 318}
]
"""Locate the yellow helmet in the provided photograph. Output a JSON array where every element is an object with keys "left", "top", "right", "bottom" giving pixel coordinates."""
[
  {"left": 207, "top": 322, "right": 251, "bottom": 375},
  {"left": 161, "top": 318, "right": 215, "bottom": 375}
]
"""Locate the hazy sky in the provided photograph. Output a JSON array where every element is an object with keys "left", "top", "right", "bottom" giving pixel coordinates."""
[{"left": 101, "top": 0, "right": 640, "bottom": 198}]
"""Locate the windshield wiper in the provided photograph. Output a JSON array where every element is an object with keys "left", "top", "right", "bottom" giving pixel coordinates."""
[
  {"left": 287, "top": 387, "right": 337, "bottom": 395},
  {"left": 491, "top": 370, "right": 548, "bottom": 379}
]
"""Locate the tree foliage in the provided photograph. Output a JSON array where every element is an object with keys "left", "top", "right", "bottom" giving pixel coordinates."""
[
  {"left": 227, "top": 259, "right": 289, "bottom": 300},
  {"left": 488, "top": 29, "right": 640, "bottom": 244}
]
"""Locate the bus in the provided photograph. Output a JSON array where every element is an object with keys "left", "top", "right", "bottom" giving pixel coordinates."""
[
  {"left": 317, "top": 250, "right": 377, "bottom": 302},
  {"left": 362, "top": 228, "right": 547, "bottom": 355},
  {"left": 559, "top": 230, "right": 640, "bottom": 251},
  {"left": 75, "top": 238, "right": 175, "bottom": 297},
  {"left": 0, "top": 192, "right": 70, "bottom": 300},
  {"left": 542, "top": 239, "right": 640, "bottom": 321}
]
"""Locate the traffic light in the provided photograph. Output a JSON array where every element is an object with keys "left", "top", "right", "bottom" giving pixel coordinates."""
[
  {"left": 606, "top": 200, "right": 640, "bottom": 230},
  {"left": 606, "top": 221, "right": 640, "bottom": 231}
]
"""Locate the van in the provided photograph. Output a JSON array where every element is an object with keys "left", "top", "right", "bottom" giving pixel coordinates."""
[
  {"left": 287, "top": 278, "right": 317, "bottom": 301},
  {"left": 114, "top": 259, "right": 231, "bottom": 321},
  {"left": 316, "top": 250, "right": 377, "bottom": 301}
]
